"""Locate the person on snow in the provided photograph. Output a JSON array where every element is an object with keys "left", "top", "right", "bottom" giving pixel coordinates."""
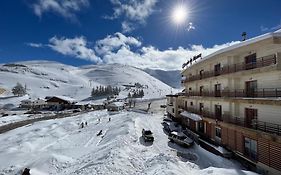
[{"left": 81, "top": 122, "right": 84, "bottom": 128}]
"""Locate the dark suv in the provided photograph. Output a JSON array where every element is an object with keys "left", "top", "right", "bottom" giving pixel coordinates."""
[{"left": 142, "top": 129, "right": 154, "bottom": 142}]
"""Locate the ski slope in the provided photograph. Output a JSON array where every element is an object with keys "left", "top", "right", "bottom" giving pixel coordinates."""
[
  {"left": 0, "top": 101, "right": 257, "bottom": 175},
  {"left": 0, "top": 61, "right": 174, "bottom": 107}
]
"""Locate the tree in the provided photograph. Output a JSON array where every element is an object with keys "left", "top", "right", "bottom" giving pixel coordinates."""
[{"left": 12, "top": 82, "right": 26, "bottom": 96}]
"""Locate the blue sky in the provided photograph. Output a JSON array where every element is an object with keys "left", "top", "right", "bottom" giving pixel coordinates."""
[{"left": 0, "top": 0, "right": 281, "bottom": 70}]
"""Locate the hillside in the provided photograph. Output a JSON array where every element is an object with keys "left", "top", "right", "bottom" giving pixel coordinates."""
[
  {"left": 144, "top": 68, "right": 181, "bottom": 88},
  {"left": 0, "top": 61, "right": 174, "bottom": 107}
]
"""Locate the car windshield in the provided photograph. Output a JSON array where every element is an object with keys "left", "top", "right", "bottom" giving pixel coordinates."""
[{"left": 144, "top": 131, "right": 152, "bottom": 135}]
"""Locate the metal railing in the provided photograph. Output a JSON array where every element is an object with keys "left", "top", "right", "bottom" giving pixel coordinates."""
[
  {"left": 181, "top": 107, "right": 281, "bottom": 136},
  {"left": 184, "top": 54, "right": 277, "bottom": 83},
  {"left": 184, "top": 88, "right": 281, "bottom": 98}
]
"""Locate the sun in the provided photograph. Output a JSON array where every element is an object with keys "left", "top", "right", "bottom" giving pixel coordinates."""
[{"left": 171, "top": 4, "right": 188, "bottom": 25}]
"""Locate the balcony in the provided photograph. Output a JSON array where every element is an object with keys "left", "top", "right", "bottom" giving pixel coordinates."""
[
  {"left": 182, "top": 107, "right": 281, "bottom": 136},
  {"left": 184, "top": 54, "right": 276, "bottom": 83},
  {"left": 185, "top": 88, "right": 281, "bottom": 98}
]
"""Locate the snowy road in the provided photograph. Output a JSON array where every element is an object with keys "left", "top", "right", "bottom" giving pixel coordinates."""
[{"left": 0, "top": 100, "right": 257, "bottom": 175}]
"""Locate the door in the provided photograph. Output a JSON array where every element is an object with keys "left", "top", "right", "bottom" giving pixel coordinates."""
[
  {"left": 200, "top": 70, "right": 204, "bottom": 79},
  {"left": 215, "top": 84, "right": 221, "bottom": 97},
  {"left": 245, "top": 80, "right": 257, "bottom": 97},
  {"left": 214, "top": 63, "right": 221, "bottom": 76},
  {"left": 245, "top": 108, "right": 257, "bottom": 128},
  {"left": 198, "top": 122, "right": 205, "bottom": 133},
  {"left": 215, "top": 105, "right": 222, "bottom": 121},
  {"left": 245, "top": 53, "right": 257, "bottom": 70},
  {"left": 200, "top": 86, "right": 204, "bottom": 96},
  {"left": 199, "top": 103, "right": 204, "bottom": 114}
]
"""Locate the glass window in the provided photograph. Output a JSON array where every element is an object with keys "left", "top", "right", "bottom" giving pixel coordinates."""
[
  {"left": 244, "top": 137, "right": 257, "bottom": 161},
  {"left": 215, "top": 127, "right": 221, "bottom": 139}
]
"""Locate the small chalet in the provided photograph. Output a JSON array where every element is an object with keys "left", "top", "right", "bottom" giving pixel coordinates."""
[{"left": 46, "top": 96, "right": 76, "bottom": 110}]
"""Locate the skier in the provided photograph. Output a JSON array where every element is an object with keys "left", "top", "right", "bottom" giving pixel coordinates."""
[
  {"left": 97, "top": 130, "right": 103, "bottom": 136},
  {"left": 81, "top": 122, "right": 84, "bottom": 128},
  {"left": 148, "top": 102, "right": 151, "bottom": 109},
  {"left": 109, "top": 117, "right": 111, "bottom": 122},
  {"left": 85, "top": 121, "right": 88, "bottom": 126}
]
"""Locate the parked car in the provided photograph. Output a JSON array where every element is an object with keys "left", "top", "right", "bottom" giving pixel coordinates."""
[
  {"left": 142, "top": 129, "right": 154, "bottom": 142},
  {"left": 163, "top": 117, "right": 173, "bottom": 122},
  {"left": 168, "top": 131, "right": 194, "bottom": 147},
  {"left": 1, "top": 113, "right": 8, "bottom": 117},
  {"left": 160, "top": 104, "right": 167, "bottom": 108},
  {"left": 73, "top": 109, "right": 82, "bottom": 113},
  {"left": 162, "top": 122, "right": 171, "bottom": 134}
]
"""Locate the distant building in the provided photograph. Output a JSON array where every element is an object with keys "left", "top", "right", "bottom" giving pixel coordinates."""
[
  {"left": 20, "top": 98, "right": 46, "bottom": 109},
  {"left": 167, "top": 29, "right": 281, "bottom": 174},
  {"left": 46, "top": 96, "right": 76, "bottom": 110},
  {"left": 107, "top": 102, "right": 125, "bottom": 111}
]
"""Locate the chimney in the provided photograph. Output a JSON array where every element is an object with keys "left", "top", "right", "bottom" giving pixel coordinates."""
[{"left": 242, "top": 32, "right": 247, "bottom": 41}]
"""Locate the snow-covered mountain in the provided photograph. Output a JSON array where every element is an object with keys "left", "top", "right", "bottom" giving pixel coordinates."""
[
  {"left": 144, "top": 68, "right": 181, "bottom": 89},
  {"left": 0, "top": 61, "right": 173, "bottom": 104}
]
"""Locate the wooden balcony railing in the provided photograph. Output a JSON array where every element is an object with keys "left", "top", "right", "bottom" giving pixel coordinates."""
[
  {"left": 184, "top": 54, "right": 277, "bottom": 83},
  {"left": 181, "top": 107, "right": 281, "bottom": 136},
  {"left": 185, "top": 88, "right": 281, "bottom": 98}
]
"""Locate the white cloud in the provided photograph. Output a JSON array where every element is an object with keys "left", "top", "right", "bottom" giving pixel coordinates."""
[
  {"left": 48, "top": 36, "right": 102, "bottom": 63},
  {"left": 30, "top": 33, "right": 239, "bottom": 70},
  {"left": 121, "top": 21, "right": 135, "bottom": 33},
  {"left": 106, "top": 0, "right": 158, "bottom": 32},
  {"left": 95, "top": 32, "right": 141, "bottom": 55},
  {"left": 26, "top": 42, "right": 44, "bottom": 48},
  {"left": 31, "top": 0, "right": 89, "bottom": 20}
]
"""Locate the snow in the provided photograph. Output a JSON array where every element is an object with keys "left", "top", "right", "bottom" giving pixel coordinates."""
[
  {"left": 0, "top": 100, "right": 257, "bottom": 175},
  {"left": 0, "top": 61, "right": 175, "bottom": 108},
  {"left": 180, "top": 111, "right": 202, "bottom": 122}
]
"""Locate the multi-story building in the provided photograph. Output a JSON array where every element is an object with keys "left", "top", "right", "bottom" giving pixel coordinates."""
[{"left": 167, "top": 29, "right": 281, "bottom": 175}]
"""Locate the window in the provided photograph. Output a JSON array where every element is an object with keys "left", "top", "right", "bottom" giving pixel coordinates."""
[
  {"left": 190, "top": 102, "right": 193, "bottom": 106},
  {"left": 245, "top": 53, "right": 257, "bottom": 70},
  {"left": 214, "top": 63, "right": 221, "bottom": 76},
  {"left": 244, "top": 137, "right": 257, "bottom": 161},
  {"left": 199, "top": 103, "right": 204, "bottom": 113},
  {"left": 200, "top": 86, "right": 204, "bottom": 96},
  {"left": 215, "top": 105, "right": 222, "bottom": 121},
  {"left": 215, "top": 127, "right": 221, "bottom": 139},
  {"left": 245, "top": 80, "right": 257, "bottom": 97},
  {"left": 199, "top": 122, "right": 205, "bottom": 133},
  {"left": 215, "top": 84, "right": 221, "bottom": 97},
  {"left": 199, "top": 69, "right": 204, "bottom": 79}
]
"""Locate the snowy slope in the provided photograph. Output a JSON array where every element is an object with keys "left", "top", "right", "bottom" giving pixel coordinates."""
[
  {"left": 144, "top": 68, "right": 181, "bottom": 88},
  {"left": 0, "top": 102, "right": 257, "bottom": 175},
  {"left": 0, "top": 61, "right": 173, "bottom": 106},
  {"left": 78, "top": 64, "right": 173, "bottom": 99}
]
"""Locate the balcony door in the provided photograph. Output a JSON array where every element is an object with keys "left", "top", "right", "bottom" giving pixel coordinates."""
[
  {"left": 245, "top": 80, "right": 257, "bottom": 97},
  {"left": 215, "top": 84, "right": 221, "bottom": 97},
  {"left": 245, "top": 108, "right": 257, "bottom": 128},
  {"left": 199, "top": 103, "right": 204, "bottom": 114},
  {"left": 200, "top": 70, "right": 204, "bottom": 79},
  {"left": 200, "top": 86, "right": 204, "bottom": 96},
  {"left": 214, "top": 63, "right": 221, "bottom": 76},
  {"left": 215, "top": 105, "right": 222, "bottom": 121},
  {"left": 245, "top": 53, "right": 257, "bottom": 70}
]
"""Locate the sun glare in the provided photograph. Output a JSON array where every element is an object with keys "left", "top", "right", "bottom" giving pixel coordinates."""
[{"left": 171, "top": 5, "right": 188, "bottom": 25}]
